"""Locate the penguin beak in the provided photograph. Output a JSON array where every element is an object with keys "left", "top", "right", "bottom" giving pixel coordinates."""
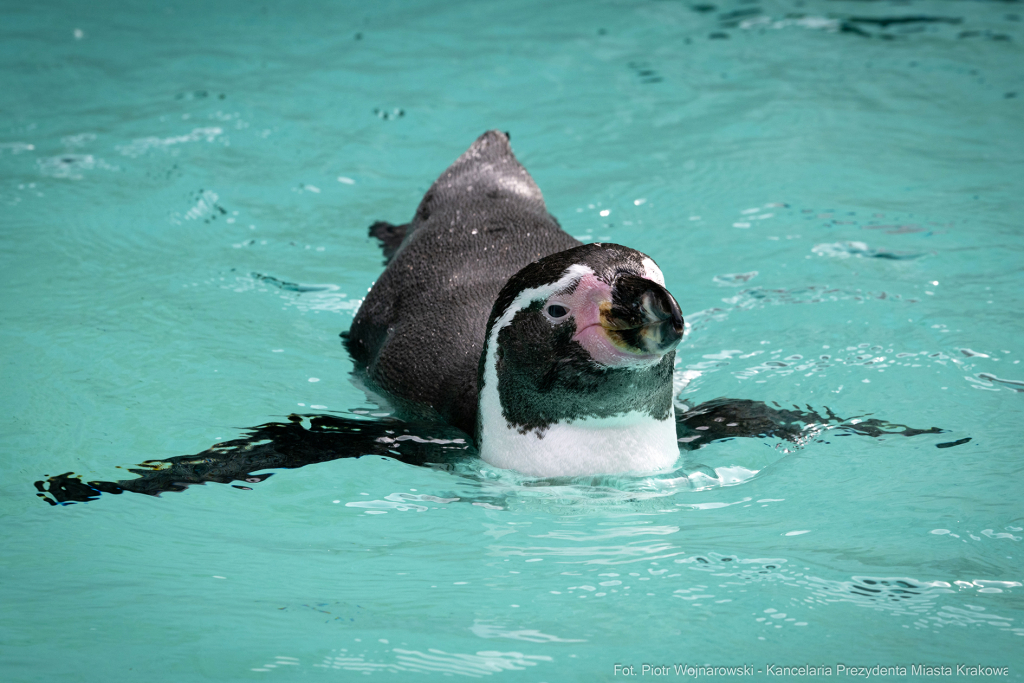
[{"left": 601, "top": 274, "right": 685, "bottom": 356}]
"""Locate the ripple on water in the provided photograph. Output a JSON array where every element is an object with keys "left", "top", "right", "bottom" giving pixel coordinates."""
[
  {"left": 675, "top": 337, "right": 994, "bottom": 394},
  {"left": 36, "top": 153, "right": 118, "bottom": 180},
  {"left": 398, "top": 544, "right": 1024, "bottom": 640},
  {"left": 811, "top": 241, "right": 925, "bottom": 260},
  {"left": 470, "top": 621, "right": 586, "bottom": 643},
  {"left": 222, "top": 272, "right": 364, "bottom": 315},
  {"left": 250, "top": 648, "right": 553, "bottom": 676},
  {"left": 684, "top": 284, "right": 917, "bottom": 337},
  {"left": 115, "top": 126, "right": 224, "bottom": 158}
]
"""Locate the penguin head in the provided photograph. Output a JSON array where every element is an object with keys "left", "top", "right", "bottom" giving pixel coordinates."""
[{"left": 477, "top": 243, "right": 684, "bottom": 454}]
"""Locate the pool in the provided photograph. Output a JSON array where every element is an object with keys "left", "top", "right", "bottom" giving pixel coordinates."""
[{"left": 2, "top": 0, "right": 1022, "bottom": 680}]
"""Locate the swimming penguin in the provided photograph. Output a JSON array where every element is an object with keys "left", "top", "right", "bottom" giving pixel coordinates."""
[
  {"left": 35, "top": 133, "right": 950, "bottom": 505},
  {"left": 344, "top": 131, "right": 685, "bottom": 477}
]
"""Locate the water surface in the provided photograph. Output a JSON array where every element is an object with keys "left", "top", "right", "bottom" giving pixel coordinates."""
[{"left": 2, "top": 0, "right": 1022, "bottom": 680}]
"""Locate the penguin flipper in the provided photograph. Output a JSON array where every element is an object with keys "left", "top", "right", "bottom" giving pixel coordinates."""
[
  {"left": 675, "top": 397, "right": 945, "bottom": 450},
  {"left": 368, "top": 220, "right": 410, "bottom": 264},
  {"left": 34, "top": 414, "right": 473, "bottom": 505}
]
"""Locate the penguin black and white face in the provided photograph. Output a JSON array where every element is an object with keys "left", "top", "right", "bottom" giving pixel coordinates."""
[{"left": 477, "top": 243, "right": 685, "bottom": 477}]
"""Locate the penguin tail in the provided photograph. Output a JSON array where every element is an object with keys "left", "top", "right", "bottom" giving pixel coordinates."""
[{"left": 368, "top": 220, "right": 409, "bottom": 264}]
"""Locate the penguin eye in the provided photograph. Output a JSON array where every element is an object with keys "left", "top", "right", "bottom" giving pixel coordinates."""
[{"left": 546, "top": 304, "right": 569, "bottom": 319}]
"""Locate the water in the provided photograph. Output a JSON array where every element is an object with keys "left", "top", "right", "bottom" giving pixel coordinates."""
[{"left": 2, "top": 0, "right": 1022, "bottom": 680}]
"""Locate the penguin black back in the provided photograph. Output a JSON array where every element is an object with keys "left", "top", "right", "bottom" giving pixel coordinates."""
[{"left": 345, "top": 131, "right": 580, "bottom": 435}]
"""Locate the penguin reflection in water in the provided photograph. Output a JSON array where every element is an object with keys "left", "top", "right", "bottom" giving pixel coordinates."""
[{"left": 37, "top": 132, "right": 945, "bottom": 505}]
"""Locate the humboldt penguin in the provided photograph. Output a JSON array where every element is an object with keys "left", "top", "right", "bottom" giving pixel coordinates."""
[
  {"left": 344, "top": 131, "right": 685, "bottom": 476},
  {"left": 35, "top": 134, "right": 948, "bottom": 505}
]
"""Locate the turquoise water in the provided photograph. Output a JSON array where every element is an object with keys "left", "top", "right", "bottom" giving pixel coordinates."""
[{"left": 2, "top": 0, "right": 1022, "bottom": 680}]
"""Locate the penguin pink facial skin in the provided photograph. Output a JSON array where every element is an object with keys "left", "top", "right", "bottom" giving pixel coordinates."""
[{"left": 543, "top": 272, "right": 684, "bottom": 369}]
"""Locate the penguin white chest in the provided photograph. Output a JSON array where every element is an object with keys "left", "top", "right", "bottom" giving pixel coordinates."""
[{"left": 478, "top": 407, "right": 680, "bottom": 478}]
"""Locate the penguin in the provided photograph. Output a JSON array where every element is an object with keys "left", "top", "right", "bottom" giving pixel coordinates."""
[
  {"left": 34, "top": 133, "right": 949, "bottom": 505},
  {"left": 344, "top": 131, "right": 685, "bottom": 477}
]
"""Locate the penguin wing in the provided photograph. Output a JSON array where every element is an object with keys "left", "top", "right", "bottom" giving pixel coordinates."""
[
  {"left": 34, "top": 414, "right": 474, "bottom": 505},
  {"left": 675, "top": 397, "right": 946, "bottom": 449}
]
